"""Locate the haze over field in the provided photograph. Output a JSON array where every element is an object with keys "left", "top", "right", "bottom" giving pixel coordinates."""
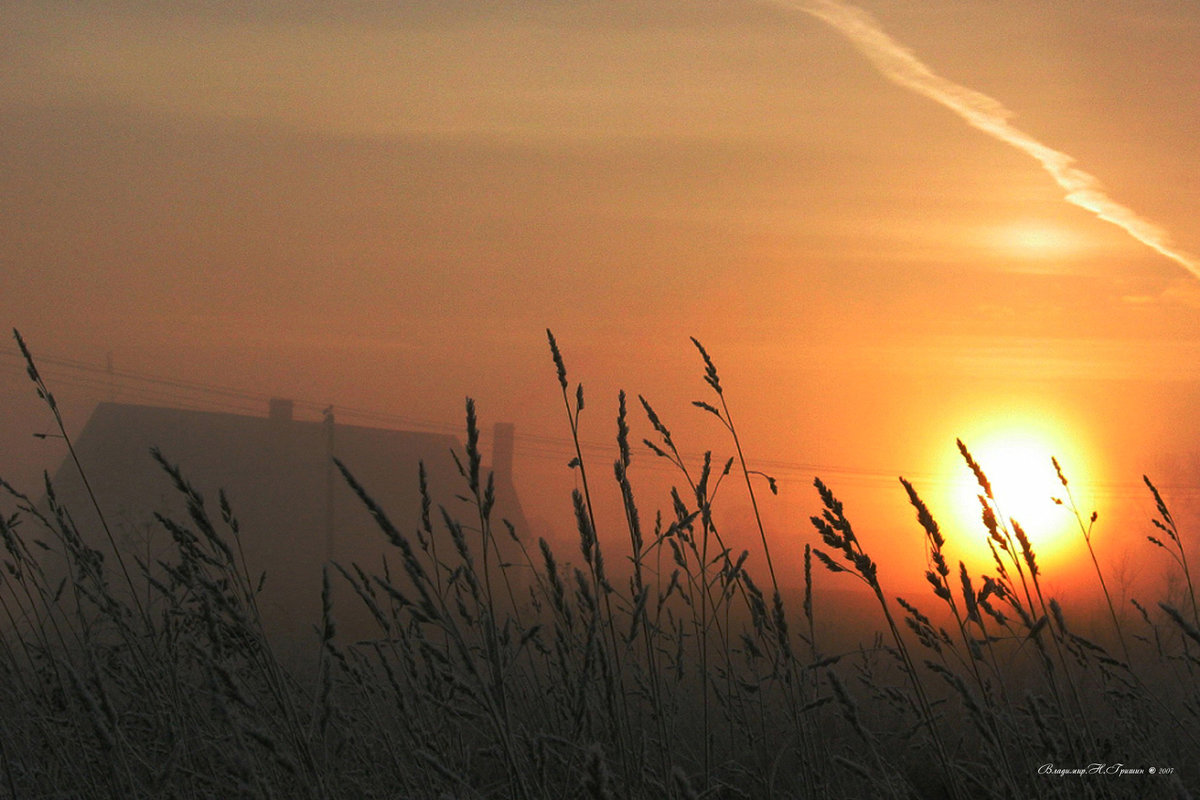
[{"left": 3, "top": 0, "right": 1199, "bottom": 595}]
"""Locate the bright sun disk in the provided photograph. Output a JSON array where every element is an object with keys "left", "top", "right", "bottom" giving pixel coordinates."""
[{"left": 941, "top": 418, "right": 1095, "bottom": 573}]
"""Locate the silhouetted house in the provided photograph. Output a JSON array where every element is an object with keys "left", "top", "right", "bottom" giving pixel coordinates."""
[{"left": 47, "top": 400, "right": 529, "bottom": 645}]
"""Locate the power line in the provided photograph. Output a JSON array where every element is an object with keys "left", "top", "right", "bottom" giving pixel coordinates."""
[{"left": 4, "top": 348, "right": 1199, "bottom": 499}]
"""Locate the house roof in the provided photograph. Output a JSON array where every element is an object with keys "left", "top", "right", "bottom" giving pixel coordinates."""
[{"left": 47, "top": 400, "right": 529, "bottom": 643}]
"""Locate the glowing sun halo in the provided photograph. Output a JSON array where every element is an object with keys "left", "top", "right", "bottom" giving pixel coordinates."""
[
  {"left": 941, "top": 419, "right": 1094, "bottom": 571},
  {"left": 987, "top": 222, "right": 1089, "bottom": 262}
]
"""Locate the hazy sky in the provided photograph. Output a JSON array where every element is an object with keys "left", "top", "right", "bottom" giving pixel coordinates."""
[{"left": 3, "top": 0, "right": 1198, "bottom": 589}]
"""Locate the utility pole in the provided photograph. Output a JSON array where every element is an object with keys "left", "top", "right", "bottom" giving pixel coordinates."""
[{"left": 323, "top": 406, "right": 335, "bottom": 564}]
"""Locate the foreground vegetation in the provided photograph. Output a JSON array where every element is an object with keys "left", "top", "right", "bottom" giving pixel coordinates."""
[{"left": 1, "top": 328, "right": 1197, "bottom": 798}]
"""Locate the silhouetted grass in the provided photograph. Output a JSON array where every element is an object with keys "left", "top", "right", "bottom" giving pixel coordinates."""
[{"left": 0, "top": 327, "right": 1197, "bottom": 798}]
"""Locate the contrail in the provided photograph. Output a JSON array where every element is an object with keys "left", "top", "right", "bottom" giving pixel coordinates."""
[{"left": 789, "top": 0, "right": 1200, "bottom": 280}]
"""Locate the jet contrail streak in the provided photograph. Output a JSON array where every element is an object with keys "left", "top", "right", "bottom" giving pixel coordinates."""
[{"left": 789, "top": 0, "right": 1200, "bottom": 280}]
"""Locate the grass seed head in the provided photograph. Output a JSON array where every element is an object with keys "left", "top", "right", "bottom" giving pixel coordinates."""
[{"left": 546, "top": 328, "right": 568, "bottom": 391}]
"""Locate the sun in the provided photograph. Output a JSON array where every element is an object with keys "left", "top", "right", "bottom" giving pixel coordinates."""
[
  {"left": 979, "top": 221, "right": 1092, "bottom": 267},
  {"left": 937, "top": 415, "right": 1095, "bottom": 573}
]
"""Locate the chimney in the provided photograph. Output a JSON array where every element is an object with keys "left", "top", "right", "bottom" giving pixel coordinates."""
[
  {"left": 492, "top": 422, "right": 515, "bottom": 485},
  {"left": 269, "top": 398, "right": 294, "bottom": 423}
]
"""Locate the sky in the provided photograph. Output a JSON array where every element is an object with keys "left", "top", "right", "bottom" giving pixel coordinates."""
[{"left": 3, "top": 0, "right": 1199, "bottom": 596}]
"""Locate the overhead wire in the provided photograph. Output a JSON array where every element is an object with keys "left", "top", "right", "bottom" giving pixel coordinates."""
[{"left": 2, "top": 347, "right": 1197, "bottom": 499}]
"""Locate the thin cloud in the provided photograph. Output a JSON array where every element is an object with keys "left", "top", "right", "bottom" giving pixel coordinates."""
[{"left": 789, "top": 0, "right": 1200, "bottom": 281}]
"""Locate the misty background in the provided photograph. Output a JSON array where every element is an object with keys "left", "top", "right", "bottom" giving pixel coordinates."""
[{"left": 3, "top": 0, "right": 1200, "bottom": 600}]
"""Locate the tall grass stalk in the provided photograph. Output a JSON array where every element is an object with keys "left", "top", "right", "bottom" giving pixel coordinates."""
[
  {"left": 15, "top": 328, "right": 148, "bottom": 628},
  {"left": 1053, "top": 457, "right": 1131, "bottom": 663},
  {"left": 1144, "top": 475, "right": 1199, "bottom": 626},
  {"left": 899, "top": 477, "right": 1024, "bottom": 798},
  {"left": 957, "top": 440, "right": 1099, "bottom": 763},
  {"left": 545, "top": 330, "right": 634, "bottom": 791},
  {"left": 810, "top": 477, "right": 966, "bottom": 800}
]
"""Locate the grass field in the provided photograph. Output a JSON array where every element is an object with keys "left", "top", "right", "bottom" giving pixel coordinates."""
[{"left": 0, "top": 328, "right": 1196, "bottom": 799}]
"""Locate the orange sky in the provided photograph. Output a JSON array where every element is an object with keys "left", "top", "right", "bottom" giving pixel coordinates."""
[{"left": 3, "top": 0, "right": 1199, "bottom": 596}]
